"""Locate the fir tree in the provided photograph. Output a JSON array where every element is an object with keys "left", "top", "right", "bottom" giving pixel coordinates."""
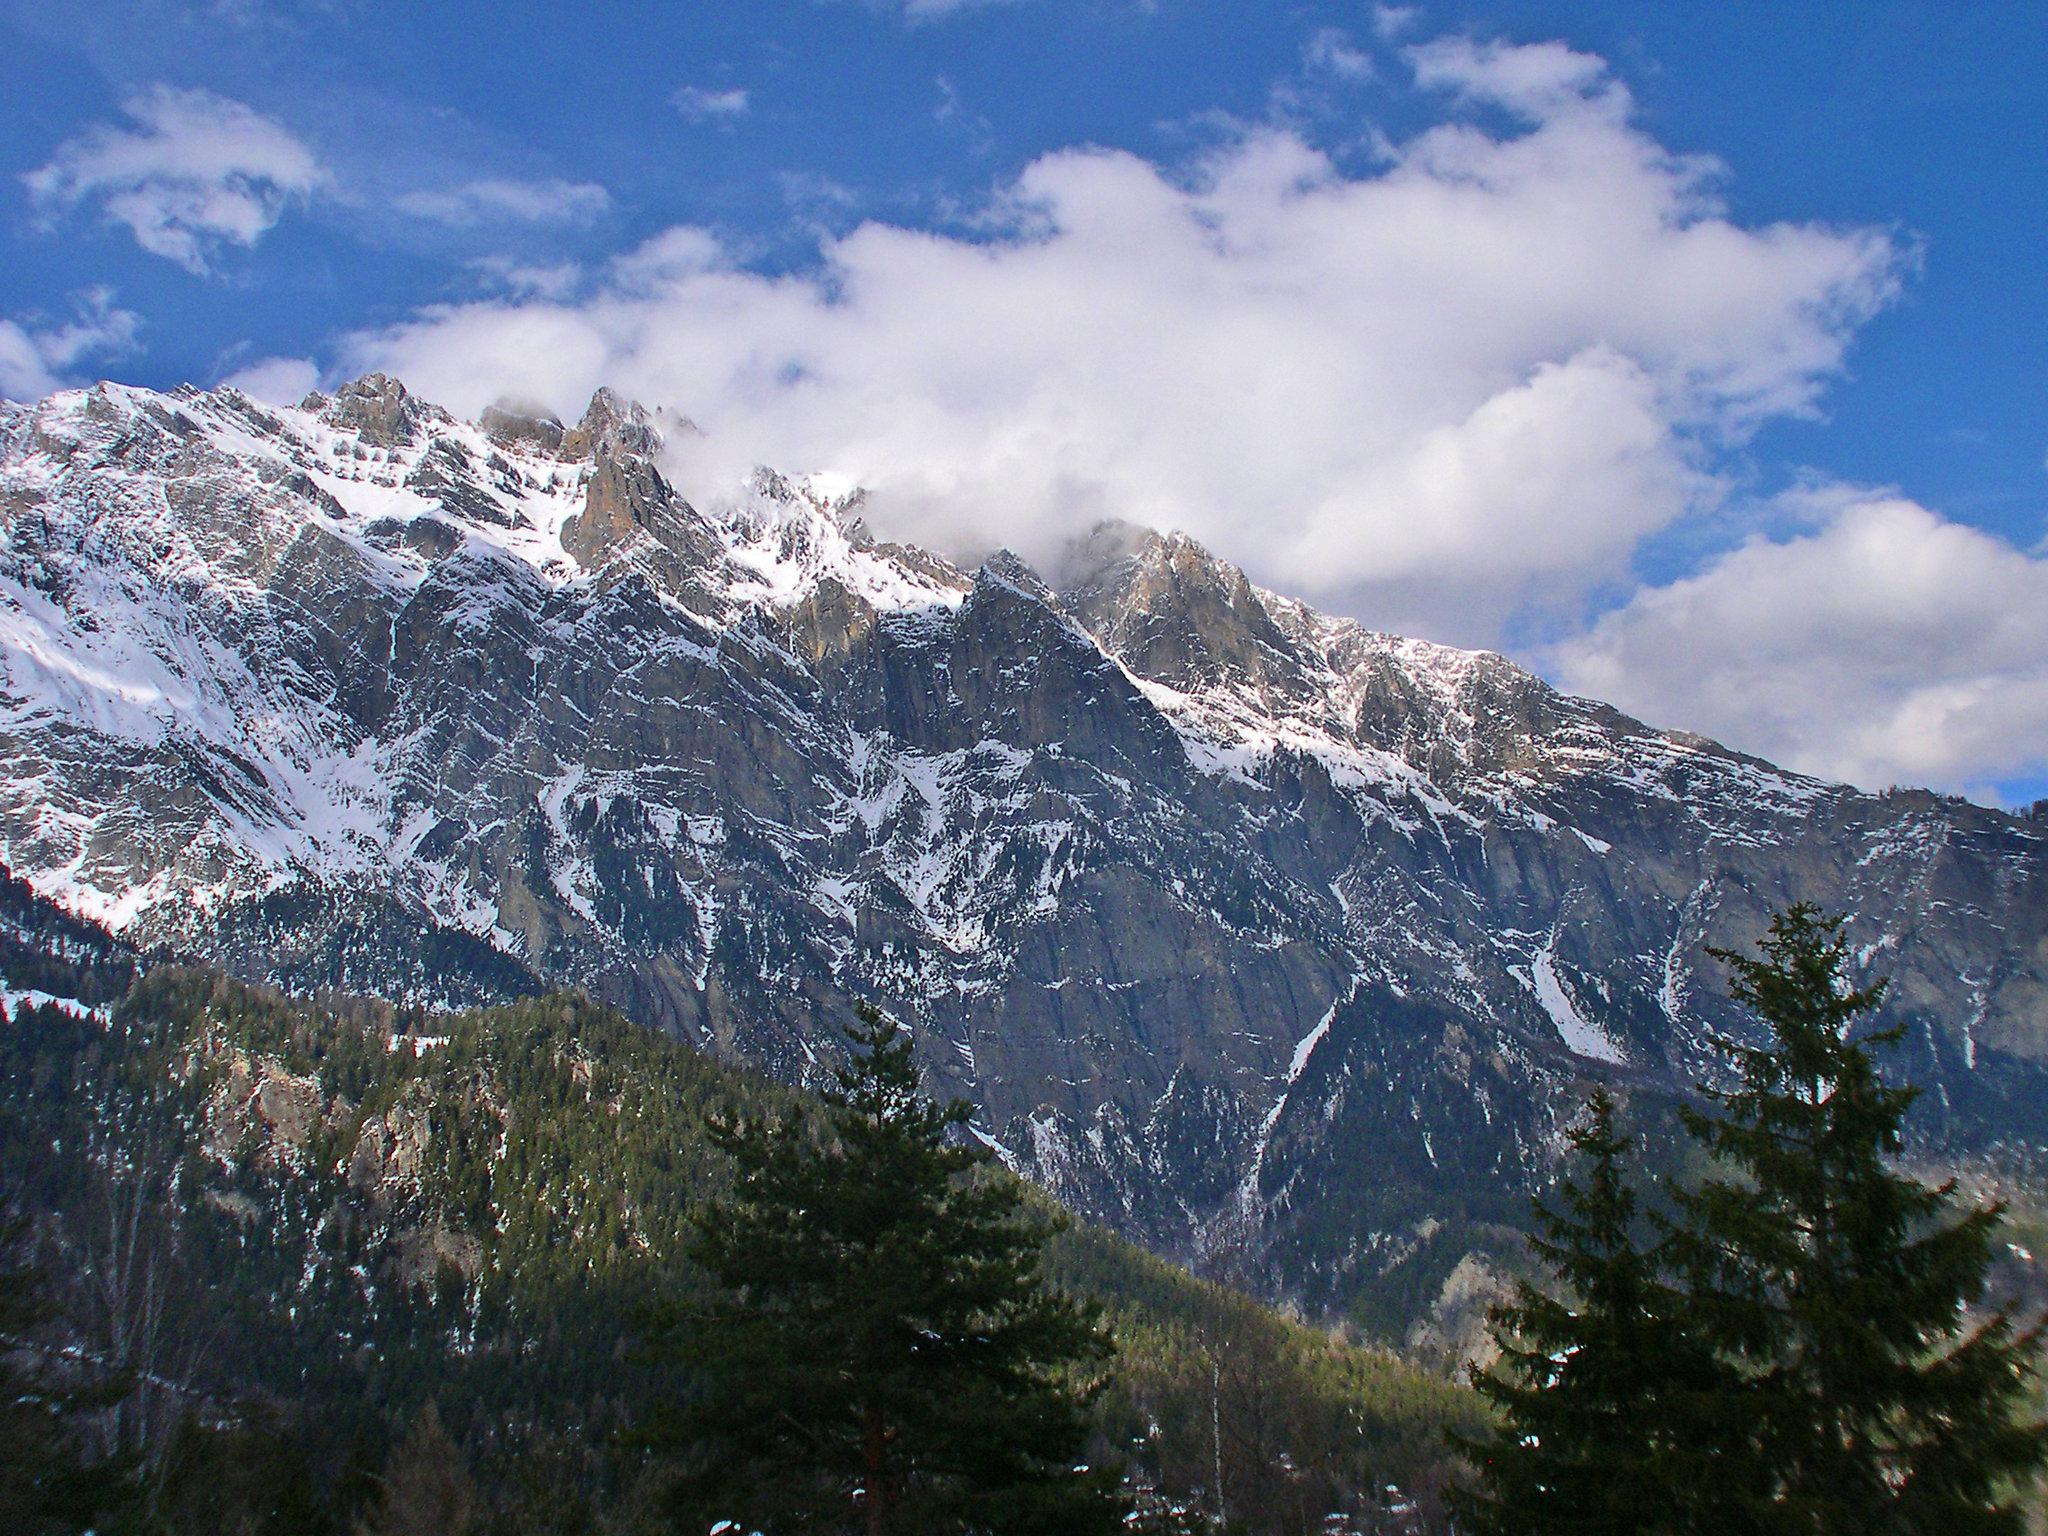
[
  {"left": 1666, "top": 904, "right": 2047, "bottom": 1534},
  {"left": 1451, "top": 1088, "right": 1715, "bottom": 1536},
  {"left": 650, "top": 1006, "right": 1125, "bottom": 1535}
]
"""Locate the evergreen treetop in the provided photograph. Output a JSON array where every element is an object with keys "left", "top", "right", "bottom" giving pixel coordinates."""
[
  {"left": 652, "top": 1006, "right": 1125, "bottom": 1535},
  {"left": 1666, "top": 903, "right": 2047, "bottom": 1534},
  {"left": 1460, "top": 903, "right": 2048, "bottom": 1535},
  {"left": 1451, "top": 1088, "right": 1715, "bottom": 1536}
]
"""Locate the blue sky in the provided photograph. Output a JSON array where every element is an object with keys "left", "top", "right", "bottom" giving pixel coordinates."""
[{"left": 3, "top": 0, "right": 2046, "bottom": 805}]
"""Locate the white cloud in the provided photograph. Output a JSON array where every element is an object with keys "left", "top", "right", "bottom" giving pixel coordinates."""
[
  {"left": 1408, "top": 36, "right": 1618, "bottom": 121},
  {"left": 0, "top": 289, "right": 143, "bottom": 401},
  {"left": 1373, "top": 6, "right": 1419, "bottom": 41},
  {"left": 469, "top": 256, "right": 585, "bottom": 301},
  {"left": 672, "top": 85, "right": 750, "bottom": 123},
  {"left": 340, "top": 36, "right": 1901, "bottom": 648},
  {"left": 19, "top": 287, "right": 142, "bottom": 372},
  {"left": 24, "top": 86, "right": 325, "bottom": 274},
  {"left": 1552, "top": 492, "right": 2048, "bottom": 796},
  {"left": 220, "top": 354, "right": 320, "bottom": 405},
  {"left": 395, "top": 178, "right": 610, "bottom": 227},
  {"left": 606, "top": 228, "right": 725, "bottom": 291},
  {"left": 1305, "top": 27, "right": 1375, "bottom": 80},
  {"left": 893, "top": 0, "right": 1021, "bottom": 18},
  {"left": 779, "top": 171, "right": 864, "bottom": 221},
  {"left": 0, "top": 329, "right": 62, "bottom": 404}
]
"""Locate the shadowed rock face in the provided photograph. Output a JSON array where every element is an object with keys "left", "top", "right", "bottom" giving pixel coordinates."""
[
  {"left": 2, "top": 375, "right": 2045, "bottom": 1322},
  {"left": 562, "top": 450, "right": 679, "bottom": 565}
]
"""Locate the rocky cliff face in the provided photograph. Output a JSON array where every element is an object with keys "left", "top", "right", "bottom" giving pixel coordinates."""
[{"left": 2, "top": 373, "right": 2043, "bottom": 1315}]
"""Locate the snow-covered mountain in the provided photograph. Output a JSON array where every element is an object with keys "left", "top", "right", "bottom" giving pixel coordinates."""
[{"left": 3, "top": 373, "right": 2043, "bottom": 1316}]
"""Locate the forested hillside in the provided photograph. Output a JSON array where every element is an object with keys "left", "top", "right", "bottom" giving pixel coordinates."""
[{"left": 0, "top": 875, "right": 1475, "bottom": 1534}]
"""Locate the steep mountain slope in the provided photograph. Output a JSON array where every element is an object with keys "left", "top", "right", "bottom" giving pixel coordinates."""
[{"left": 2, "top": 374, "right": 2043, "bottom": 1318}]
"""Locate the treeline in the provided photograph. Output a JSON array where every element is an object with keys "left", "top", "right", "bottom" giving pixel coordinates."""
[{"left": 0, "top": 941, "right": 1473, "bottom": 1533}]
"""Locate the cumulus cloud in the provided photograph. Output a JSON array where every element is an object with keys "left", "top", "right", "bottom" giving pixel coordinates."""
[
  {"left": 339, "top": 37, "right": 1901, "bottom": 646},
  {"left": 1552, "top": 491, "right": 2048, "bottom": 796},
  {"left": 672, "top": 85, "right": 750, "bottom": 123},
  {"left": 395, "top": 178, "right": 610, "bottom": 227},
  {"left": 24, "top": 87, "right": 325, "bottom": 274},
  {"left": 0, "top": 289, "right": 143, "bottom": 401}
]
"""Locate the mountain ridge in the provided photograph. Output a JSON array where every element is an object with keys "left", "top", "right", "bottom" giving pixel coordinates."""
[{"left": 2, "top": 370, "right": 2043, "bottom": 1322}]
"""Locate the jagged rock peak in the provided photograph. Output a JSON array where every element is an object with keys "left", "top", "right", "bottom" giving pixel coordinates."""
[
  {"left": 553, "top": 388, "right": 715, "bottom": 568},
  {"left": 746, "top": 466, "right": 872, "bottom": 541},
  {"left": 1056, "top": 518, "right": 1301, "bottom": 692},
  {"left": 478, "top": 399, "right": 566, "bottom": 456},
  {"left": 974, "top": 547, "right": 1056, "bottom": 601},
  {"left": 317, "top": 373, "right": 440, "bottom": 448},
  {"left": 562, "top": 386, "right": 664, "bottom": 461},
  {"left": 1052, "top": 517, "right": 1172, "bottom": 591},
  {"left": 970, "top": 544, "right": 1040, "bottom": 585},
  {"left": 1058, "top": 519, "right": 1247, "bottom": 599}
]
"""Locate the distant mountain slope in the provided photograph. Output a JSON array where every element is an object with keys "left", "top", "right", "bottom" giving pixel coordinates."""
[{"left": 2, "top": 373, "right": 2043, "bottom": 1318}]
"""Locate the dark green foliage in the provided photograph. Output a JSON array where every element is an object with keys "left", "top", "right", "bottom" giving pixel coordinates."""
[
  {"left": 1050, "top": 1224, "right": 1479, "bottom": 1531},
  {"left": 0, "top": 966, "right": 789, "bottom": 1530},
  {"left": 1664, "top": 905, "right": 2048, "bottom": 1533},
  {"left": 1461, "top": 905, "right": 2048, "bottom": 1536},
  {"left": 652, "top": 1007, "right": 1126, "bottom": 1534},
  {"left": 198, "top": 884, "right": 544, "bottom": 1008},
  {"left": 0, "top": 883, "right": 1476, "bottom": 1532},
  {"left": 148, "top": 1409, "right": 332, "bottom": 1536},
  {"left": 1450, "top": 1089, "right": 1713, "bottom": 1535},
  {"left": 0, "top": 1205, "right": 138, "bottom": 1536},
  {"left": 355, "top": 1403, "right": 477, "bottom": 1536}
]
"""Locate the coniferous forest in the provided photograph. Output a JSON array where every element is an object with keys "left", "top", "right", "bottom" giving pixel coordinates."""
[
  {"left": 1, "top": 864, "right": 2043, "bottom": 1534},
  {"left": 1456, "top": 908, "right": 2047, "bottom": 1535},
  {"left": 0, "top": 870, "right": 1476, "bottom": 1535}
]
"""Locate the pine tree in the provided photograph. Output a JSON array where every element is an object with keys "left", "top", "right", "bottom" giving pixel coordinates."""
[
  {"left": 1665, "top": 904, "right": 2047, "bottom": 1534},
  {"left": 1451, "top": 1088, "right": 1716, "bottom": 1536},
  {"left": 649, "top": 1006, "right": 1125, "bottom": 1535}
]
